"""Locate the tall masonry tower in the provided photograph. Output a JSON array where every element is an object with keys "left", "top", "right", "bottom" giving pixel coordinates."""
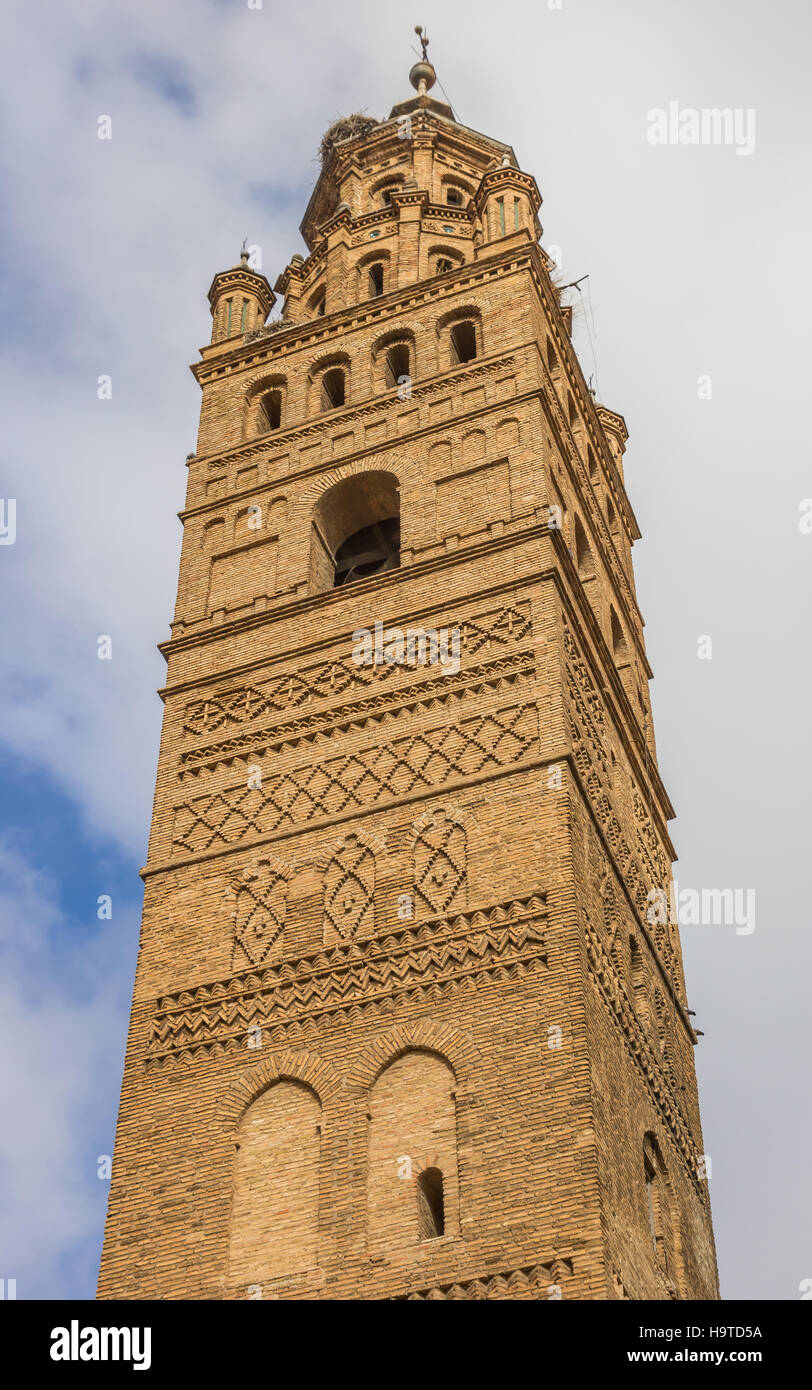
[{"left": 99, "top": 37, "right": 719, "bottom": 1301}]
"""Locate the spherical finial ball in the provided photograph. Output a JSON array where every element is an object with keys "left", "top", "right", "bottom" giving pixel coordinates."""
[{"left": 409, "top": 60, "right": 436, "bottom": 92}]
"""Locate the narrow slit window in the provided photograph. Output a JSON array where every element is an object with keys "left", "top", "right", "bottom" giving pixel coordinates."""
[
  {"left": 385, "top": 343, "right": 410, "bottom": 389},
  {"left": 368, "top": 263, "right": 384, "bottom": 298},
  {"left": 416, "top": 1167, "right": 445, "bottom": 1240},
  {"left": 498, "top": 198, "right": 505, "bottom": 235},
  {"left": 240, "top": 299, "right": 248, "bottom": 332},
  {"left": 645, "top": 1157, "right": 658, "bottom": 1252},
  {"left": 226, "top": 298, "right": 233, "bottom": 335},
  {"left": 514, "top": 196, "right": 520, "bottom": 229},
  {"left": 630, "top": 935, "right": 648, "bottom": 1020}
]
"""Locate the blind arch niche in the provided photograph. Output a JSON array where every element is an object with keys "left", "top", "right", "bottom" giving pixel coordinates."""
[{"left": 228, "top": 1080, "right": 321, "bottom": 1288}]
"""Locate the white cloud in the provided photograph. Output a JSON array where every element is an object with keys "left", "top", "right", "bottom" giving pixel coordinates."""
[{"left": 0, "top": 840, "right": 136, "bottom": 1298}]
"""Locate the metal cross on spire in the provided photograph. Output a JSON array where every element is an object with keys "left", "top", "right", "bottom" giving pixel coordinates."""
[{"left": 414, "top": 25, "right": 429, "bottom": 61}]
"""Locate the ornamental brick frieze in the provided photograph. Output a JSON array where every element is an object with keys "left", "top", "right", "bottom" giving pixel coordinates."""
[
  {"left": 564, "top": 623, "right": 680, "bottom": 990},
  {"left": 584, "top": 918, "right": 703, "bottom": 1191},
  {"left": 392, "top": 1256, "right": 573, "bottom": 1300},
  {"left": 179, "top": 650, "right": 535, "bottom": 778},
  {"left": 171, "top": 702, "right": 538, "bottom": 858},
  {"left": 146, "top": 892, "right": 548, "bottom": 1066},
  {"left": 182, "top": 602, "right": 532, "bottom": 738},
  {"left": 228, "top": 856, "right": 289, "bottom": 970}
]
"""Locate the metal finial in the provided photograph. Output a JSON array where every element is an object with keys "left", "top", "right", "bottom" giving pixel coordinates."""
[
  {"left": 409, "top": 25, "right": 436, "bottom": 94},
  {"left": 240, "top": 239, "right": 249, "bottom": 267}
]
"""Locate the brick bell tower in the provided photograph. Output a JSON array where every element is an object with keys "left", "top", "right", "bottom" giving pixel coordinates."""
[{"left": 99, "top": 35, "right": 719, "bottom": 1301}]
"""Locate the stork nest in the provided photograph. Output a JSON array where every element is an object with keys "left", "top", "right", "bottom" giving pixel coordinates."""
[{"left": 319, "top": 113, "right": 380, "bottom": 166}]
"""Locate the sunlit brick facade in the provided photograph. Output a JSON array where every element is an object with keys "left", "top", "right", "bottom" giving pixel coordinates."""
[{"left": 98, "top": 50, "right": 719, "bottom": 1301}]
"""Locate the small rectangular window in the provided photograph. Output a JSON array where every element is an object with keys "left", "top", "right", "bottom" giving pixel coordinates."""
[
  {"left": 385, "top": 344, "right": 410, "bottom": 389},
  {"left": 261, "top": 390, "right": 282, "bottom": 431},
  {"left": 368, "top": 263, "right": 384, "bottom": 298},
  {"left": 321, "top": 368, "right": 346, "bottom": 410},
  {"left": 450, "top": 322, "right": 477, "bottom": 365}
]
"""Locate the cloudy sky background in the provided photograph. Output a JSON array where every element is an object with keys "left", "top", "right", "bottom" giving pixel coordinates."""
[{"left": 1, "top": 0, "right": 809, "bottom": 1299}]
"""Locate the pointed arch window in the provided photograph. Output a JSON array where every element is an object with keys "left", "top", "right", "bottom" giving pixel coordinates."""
[
  {"left": 308, "top": 286, "right": 326, "bottom": 317},
  {"left": 629, "top": 934, "right": 649, "bottom": 1023},
  {"left": 367, "top": 1051, "right": 459, "bottom": 1248},
  {"left": 228, "top": 1082, "right": 321, "bottom": 1286},
  {"left": 611, "top": 607, "right": 629, "bottom": 664}
]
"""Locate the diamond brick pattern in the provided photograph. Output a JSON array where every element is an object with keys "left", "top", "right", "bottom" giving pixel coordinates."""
[{"left": 172, "top": 703, "right": 537, "bottom": 857}]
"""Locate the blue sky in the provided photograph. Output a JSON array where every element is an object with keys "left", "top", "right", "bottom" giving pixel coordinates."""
[{"left": 1, "top": 0, "right": 810, "bottom": 1299}]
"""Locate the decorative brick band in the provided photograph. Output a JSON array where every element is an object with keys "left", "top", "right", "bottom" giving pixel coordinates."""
[
  {"left": 147, "top": 893, "right": 547, "bottom": 1067},
  {"left": 585, "top": 922, "right": 703, "bottom": 1191},
  {"left": 179, "top": 650, "right": 535, "bottom": 778},
  {"left": 182, "top": 602, "right": 532, "bottom": 737},
  {"left": 392, "top": 1256, "right": 573, "bottom": 1300},
  {"left": 171, "top": 702, "right": 538, "bottom": 857}
]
